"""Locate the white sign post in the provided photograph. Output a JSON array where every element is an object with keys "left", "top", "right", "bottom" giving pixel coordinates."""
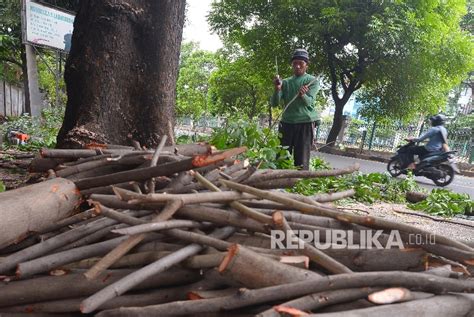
[{"left": 24, "top": 0, "right": 75, "bottom": 52}]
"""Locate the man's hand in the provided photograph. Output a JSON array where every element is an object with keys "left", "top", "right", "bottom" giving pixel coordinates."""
[
  {"left": 273, "top": 76, "right": 282, "bottom": 91},
  {"left": 405, "top": 137, "right": 414, "bottom": 142},
  {"left": 298, "top": 85, "right": 309, "bottom": 96}
]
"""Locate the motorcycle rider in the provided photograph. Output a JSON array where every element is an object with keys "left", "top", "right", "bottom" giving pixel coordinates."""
[{"left": 403, "top": 114, "right": 449, "bottom": 170}]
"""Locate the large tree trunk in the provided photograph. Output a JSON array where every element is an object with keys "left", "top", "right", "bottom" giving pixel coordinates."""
[
  {"left": 57, "top": 0, "right": 186, "bottom": 148},
  {"left": 325, "top": 99, "right": 345, "bottom": 146}
]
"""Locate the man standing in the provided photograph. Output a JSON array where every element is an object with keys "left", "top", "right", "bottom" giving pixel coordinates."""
[{"left": 271, "top": 48, "right": 320, "bottom": 170}]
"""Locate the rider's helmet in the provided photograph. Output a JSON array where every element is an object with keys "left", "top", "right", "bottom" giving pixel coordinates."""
[{"left": 429, "top": 114, "right": 446, "bottom": 126}]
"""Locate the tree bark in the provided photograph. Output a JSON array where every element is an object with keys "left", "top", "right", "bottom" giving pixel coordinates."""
[
  {"left": 57, "top": 0, "right": 186, "bottom": 148},
  {"left": 94, "top": 272, "right": 474, "bottom": 316},
  {"left": 0, "top": 178, "right": 81, "bottom": 249},
  {"left": 244, "top": 164, "right": 359, "bottom": 184},
  {"left": 0, "top": 217, "right": 119, "bottom": 274},
  {"left": 0, "top": 268, "right": 199, "bottom": 308},
  {"left": 218, "top": 244, "right": 320, "bottom": 288},
  {"left": 309, "top": 294, "right": 474, "bottom": 317},
  {"left": 80, "top": 227, "right": 235, "bottom": 313},
  {"left": 325, "top": 100, "right": 345, "bottom": 146},
  {"left": 0, "top": 277, "right": 227, "bottom": 313},
  {"left": 258, "top": 287, "right": 382, "bottom": 317}
]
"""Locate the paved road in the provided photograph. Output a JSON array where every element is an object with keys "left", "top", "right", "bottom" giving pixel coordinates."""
[{"left": 314, "top": 152, "right": 474, "bottom": 197}]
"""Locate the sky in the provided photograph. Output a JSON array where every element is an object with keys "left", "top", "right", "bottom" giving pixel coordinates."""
[{"left": 182, "top": 0, "right": 223, "bottom": 52}]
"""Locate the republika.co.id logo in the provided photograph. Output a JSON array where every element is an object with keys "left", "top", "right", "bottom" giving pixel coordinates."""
[{"left": 270, "top": 229, "right": 436, "bottom": 250}]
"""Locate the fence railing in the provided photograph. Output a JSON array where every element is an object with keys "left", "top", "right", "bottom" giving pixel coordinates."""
[
  {"left": 0, "top": 81, "right": 25, "bottom": 117},
  {"left": 175, "top": 116, "right": 473, "bottom": 163}
]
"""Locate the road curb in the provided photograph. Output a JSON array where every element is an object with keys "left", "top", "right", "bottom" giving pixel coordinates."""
[{"left": 316, "top": 146, "right": 474, "bottom": 178}]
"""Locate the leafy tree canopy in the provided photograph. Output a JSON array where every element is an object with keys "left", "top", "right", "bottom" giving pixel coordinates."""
[
  {"left": 176, "top": 42, "right": 217, "bottom": 118},
  {"left": 0, "top": 0, "right": 22, "bottom": 84},
  {"left": 209, "top": 0, "right": 474, "bottom": 124},
  {"left": 208, "top": 47, "right": 272, "bottom": 119}
]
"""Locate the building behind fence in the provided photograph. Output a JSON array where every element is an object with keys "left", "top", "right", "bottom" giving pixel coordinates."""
[
  {"left": 176, "top": 116, "right": 473, "bottom": 163},
  {"left": 0, "top": 80, "right": 25, "bottom": 117}
]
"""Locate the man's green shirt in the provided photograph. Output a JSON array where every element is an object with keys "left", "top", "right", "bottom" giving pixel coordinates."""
[{"left": 270, "top": 73, "right": 320, "bottom": 124}]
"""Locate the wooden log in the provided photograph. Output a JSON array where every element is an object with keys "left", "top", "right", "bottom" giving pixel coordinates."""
[
  {"left": 0, "top": 177, "right": 81, "bottom": 250},
  {"left": 0, "top": 312, "right": 77, "bottom": 317},
  {"left": 77, "top": 207, "right": 232, "bottom": 253},
  {"left": 229, "top": 165, "right": 257, "bottom": 183},
  {"left": 322, "top": 247, "right": 427, "bottom": 272},
  {"left": 94, "top": 272, "right": 474, "bottom": 317},
  {"left": 248, "top": 178, "right": 301, "bottom": 189},
  {"left": 16, "top": 236, "right": 130, "bottom": 278},
  {"left": 81, "top": 179, "right": 169, "bottom": 196},
  {"left": 56, "top": 158, "right": 115, "bottom": 178},
  {"left": 254, "top": 208, "right": 363, "bottom": 230},
  {"left": 40, "top": 144, "right": 212, "bottom": 159},
  {"left": 145, "top": 136, "right": 167, "bottom": 193},
  {"left": 114, "top": 187, "right": 257, "bottom": 205},
  {"left": 218, "top": 244, "right": 320, "bottom": 288},
  {"left": 272, "top": 211, "right": 352, "bottom": 274},
  {"left": 226, "top": 233, "right": 273, "bottom": 249},
  {"left": 309, "top": 294, "right": 474, "bottom": 317},
  {"left": 258, "top": 287, "right": 382, "bottom": 317},
  {"left": 402, "top": 234, "right": 474, "bottom": 265},
  {"left": 80, "top": 227, "right": 236, "bottom": 313},
  {"left": 0, "top": 276, "right": 228, "bottom": 313},
  {"left": 112, "top": 220, "right": 205, "bottom": 236},
  {"left": 311, "top": 298, "right": 374, "bottom": 314},
  {"left": 194, "top": 171, "right": 272, "bottom": 225},
  {"left": 169, "top": 168, "right": 222, "bottom": 194},
  {"left": 36, "top": 209, "right": 96, "bottom": 235},
  {"left": 220, "top": 180, "right": 474, "bottom": 253},
  {"left": 28, "top": 157, "right": 70, "bottom": 172},
  {"left": 0, "top": 235, "right": 42, "bottom": 255},
  {"left": 188, "top": 288, "right": 241, "bottom": 300},
  {"left": 61, "top": 251, "right": 172, "bottom": 270},
  {"left": 176, "top": 205, "right": 268, "bottom": 233},
  {"left": 406, "top": 191, "right": 429, "bottom": 203},
  {"left": 0, "top": 217, "right": 118, "bottom": 274},
  {"left": 74, "top": 147, "right": 246, "bottom": 190},
  {"left": 88, "top": 194, "right": 164, "bottom": 210},
  {"left": 0, "top": 268, "right": 199, "bottom": 307},
  {"left": 84, "top": 200, "right": 183, "bottom": 280},
  {"left": 66, "top": 164, "right": 131, "bottom": 182},
  {"left": 368, "top": 287, "right": 434, "bottom": 304},
  {"left": 53, "top": 224, "right": 123, "bottom": 252},
  {"left": 74, "top": 158, "right": 193, "bottom": 190},
  {"left": 244, "top": 164, "right": 359, "bottom": 184},
  {"left": 61, "top": 153, "right": 113, "bottom": 167}
]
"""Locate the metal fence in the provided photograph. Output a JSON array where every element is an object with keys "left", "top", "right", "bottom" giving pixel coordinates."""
[
  {"left": 315, "top": 120, "right": 473, "bottom": 163},
  {"left": 176, "top": 116, "right": 473, "bottom": 163},
  {"left": 0, "top": 80, "right": 25, "bottom": 117}
]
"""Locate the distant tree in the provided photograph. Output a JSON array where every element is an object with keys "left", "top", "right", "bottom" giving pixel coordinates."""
[
  {"left": 176, "top": 42, "right": 216, "bottom": 118},
  {"left": 0, "top": 1, "right": 24, "bottom": 85},
  {"left": 209, "top": 0, "right": 474, "bottom": 145},
  {"left": 208, "top": 49, "right": 270, "bottom": 119}
]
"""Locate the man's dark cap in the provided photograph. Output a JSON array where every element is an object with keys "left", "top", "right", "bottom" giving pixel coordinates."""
[{"left": 291, "top": 48, "right": 309, "bottom": 63}]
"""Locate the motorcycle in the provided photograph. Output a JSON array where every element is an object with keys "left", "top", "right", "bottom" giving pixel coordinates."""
[{"left": 387, "top": 141, "right": 459, "bottom": 187}]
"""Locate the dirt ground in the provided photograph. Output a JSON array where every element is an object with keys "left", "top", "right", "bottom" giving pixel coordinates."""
[{"left": 338, "top": 202, "right": 474, "bottom": 243}]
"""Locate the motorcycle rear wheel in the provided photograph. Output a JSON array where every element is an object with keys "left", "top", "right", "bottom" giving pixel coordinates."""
[
  {"left": 432, "top": 164, "right": 454, "bottom": 187},
  {"left": 387, "top": 158, "right": 403, "bottom": 177}
]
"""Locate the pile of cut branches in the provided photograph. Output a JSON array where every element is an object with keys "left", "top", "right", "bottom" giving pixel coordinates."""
[{"left": 0, "top": 142, "right": 473, "bottom": 316}]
